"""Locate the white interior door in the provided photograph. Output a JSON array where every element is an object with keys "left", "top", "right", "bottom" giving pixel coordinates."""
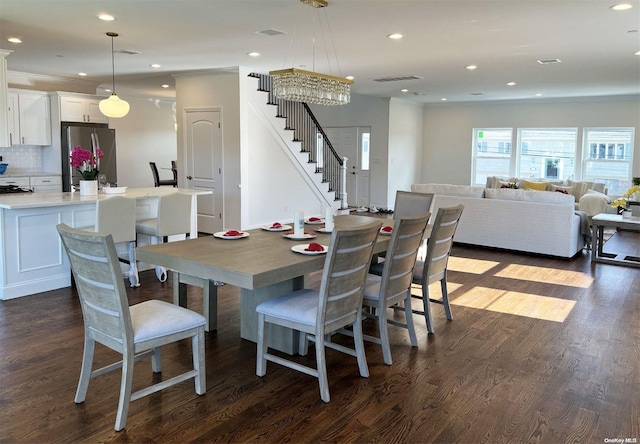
[
  {"left": 325, "top": 126, "right": 371, "bottom": 207},
  {"left": 185, "top": 109, "right": 223, "bottom": 234}
]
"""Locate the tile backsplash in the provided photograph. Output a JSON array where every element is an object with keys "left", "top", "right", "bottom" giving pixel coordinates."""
[{"left": 0, "top": 146, "right": 44, "bottom": 172}]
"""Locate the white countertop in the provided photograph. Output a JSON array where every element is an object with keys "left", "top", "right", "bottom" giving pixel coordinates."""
[{"left": 0, "top": 187, "right": 212, "bottom": 210}]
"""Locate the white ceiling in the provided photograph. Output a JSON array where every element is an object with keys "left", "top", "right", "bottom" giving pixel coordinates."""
[{"left": 1, "top": 0, "right": 639, "bottom": 104}]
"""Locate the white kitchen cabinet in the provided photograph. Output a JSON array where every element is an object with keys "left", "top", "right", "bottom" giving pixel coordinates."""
[
  {"left": 0, "top": 50, "right": 11, "bottom": 148},
  {"left": 0, "top": 176, "right": 30, "bottom": 187},
  {"left": 7, "top": 90, "right": 52, "bottom": 146},
  {"left": 30, "top": 175, "right": 62, "bottom": 193},
  {"left": 60, "top": 95, "right": 108, "bottom": 124}
]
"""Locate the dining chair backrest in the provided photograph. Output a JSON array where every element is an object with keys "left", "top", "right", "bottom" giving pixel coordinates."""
[
  {"left": 317, "top": 220, "right": 382, "bottom": 332},
  {"left": 423, "top": 204, "right": 464, "bottom": 284},
  {"left": 96, "top": 196, "right": 137, "bottom": 244},
  {"left": 149, "top": 162, "right": 177, "bottom": 187},
  {"left": 156, "top": 192, "right": 192, "bottom": 237},
  {"left": 380, "top": 213, "right": 431, "bottom": 304},
  {"left": 394, "top": 190, "right": 434, "bottom": 218},
  {"left": 57, "top": 224, "right": 132, "bottom": 352}
]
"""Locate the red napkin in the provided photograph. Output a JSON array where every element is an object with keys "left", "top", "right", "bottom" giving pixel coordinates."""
[
  {"left": 308, "top": 217, "right": 321, "bottom": 222},
  {"left": 305, "top": 242, "right": 324, "bottom": 252},
  {"left": 381, "top": 226, "right": 393, "bottom": 232},
  {"left": 271, "top": 222, "right": 282, "bottom": 228},
  {"left": 225, "top": 230, "right": 242, "bottom": 236}
]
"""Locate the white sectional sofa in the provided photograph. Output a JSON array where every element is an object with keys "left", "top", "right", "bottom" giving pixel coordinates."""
[{"left": 411, "top": 183, "right": 586, "bottom": 258}]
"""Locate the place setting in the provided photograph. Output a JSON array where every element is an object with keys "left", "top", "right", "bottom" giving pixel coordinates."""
[
  {"left": 213, "top": 229, "right": 250, "bottom": 240},
  {"left": 261, "top": 221, "right": 292, "bottom": 232},
  {"left": 379, "top": 225, "right": 393, "bottom": 235},
  {"left": 291, "top": 242, "right": 328, "bottom": 255}
]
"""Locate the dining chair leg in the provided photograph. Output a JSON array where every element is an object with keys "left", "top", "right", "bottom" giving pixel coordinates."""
[
  {"left": 315, "top": 334, "right": 330, "bottom": 402},
  {"left": 403, "top": 292, "right": 418, "bottom": 347},
  {"left": 378, "top": 305, "right": 393, "bottom": 366},
  {"left": 256, "top": 314, "right": 268, "bottom": 377},
  {"left": 127, "top": 241, "right": 140, "bottom": 287},
  {"left": 75, "top": 335, "right": 95, "bottom": 403},
  {"left": 441, "top": 277, "right": 453, "bottom": 321},
  {"left": 193, "top": 328, "right": 206, "bottom": 395},
  {"left": 114, "top": 352, "right": 135, "bottom": 431},
  {"left": 422, "top": 283, "right": 435, "bottom": 334},
  {"left": 151, "top": 347, "right": 162, "bottom": 373},
  {"left": 298, "top": 331, "right": 309, "bottom": 356},
  {"left": 353, "top": 311, "right": 369, "bottom": 378}
]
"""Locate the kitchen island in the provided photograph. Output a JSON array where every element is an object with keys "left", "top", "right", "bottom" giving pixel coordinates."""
[{"left": 0, "top": 187, "right": 210, "bottom": 300}]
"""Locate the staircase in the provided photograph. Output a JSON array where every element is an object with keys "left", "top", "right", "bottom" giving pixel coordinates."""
[{"left": 249, "top": 73, "right": 346, "bottom": 208}]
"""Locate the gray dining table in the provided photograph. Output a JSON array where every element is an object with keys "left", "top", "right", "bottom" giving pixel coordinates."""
[{"left": 136, "top": 214, "right": 391, "bottom": 354}]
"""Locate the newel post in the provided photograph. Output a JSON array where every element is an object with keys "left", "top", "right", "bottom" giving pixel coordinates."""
[{"left": 340, "top": 156, "right": 348, "bottom": 209}]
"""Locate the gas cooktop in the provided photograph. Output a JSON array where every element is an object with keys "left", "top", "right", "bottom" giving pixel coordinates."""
[{"left": 0, "top": 185, "right": 33, "bottom": 194}]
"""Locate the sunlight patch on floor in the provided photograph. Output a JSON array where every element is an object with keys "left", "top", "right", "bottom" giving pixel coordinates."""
[
  {"left": 451, "top": 286, "right": 576, "bottom": 322},
  {"left": 494, "top": 264, "right": 594, "bottom": 288},
  {"left": 447, "top": 257, "right": 501, "bottom": 274}
]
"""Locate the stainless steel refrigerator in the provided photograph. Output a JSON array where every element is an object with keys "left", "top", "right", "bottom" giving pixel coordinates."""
[{"left": 61, "top": 123, "right": 117, "bottom": 192}]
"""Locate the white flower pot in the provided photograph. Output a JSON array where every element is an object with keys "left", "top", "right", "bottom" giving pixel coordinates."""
[
  {"left": 621, "top": 210, "right": 632, "bottom": 219},
  {"left": 79, "top": 180, "right": 98, "bottom": 196}
]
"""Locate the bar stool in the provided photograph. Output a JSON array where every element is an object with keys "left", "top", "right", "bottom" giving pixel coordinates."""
[
  {"left": 149, "top": 162, "right": 178, "bottom": 187},
  {"left": 136, "top": 192, "right": 192, "bottom": 282},
  {"left": 84, "top": 196, "right": 140, "bottom": 287}
]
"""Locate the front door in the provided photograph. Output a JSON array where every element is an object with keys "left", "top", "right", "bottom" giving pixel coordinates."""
[
  {"left": 185, "top": 109, "right": 223, "bottom": 234},
  {"left": 325, "top": 126, "right": 371, "bottom": 207}
]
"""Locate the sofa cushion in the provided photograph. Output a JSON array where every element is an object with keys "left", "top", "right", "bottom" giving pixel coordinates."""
[
  {"left": 523, "top": 180, "right": 549, "bottom": 191},
  {"left": 484, "top": 188, "right": 575, "bottom": 205},
  {"left": 411, "top": 183, "right": 485, "bottom": 198}
]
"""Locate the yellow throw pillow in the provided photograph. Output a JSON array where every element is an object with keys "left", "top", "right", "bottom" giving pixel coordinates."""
[{"left": 524, "top": 180, "right": 548, "bottom": 191}]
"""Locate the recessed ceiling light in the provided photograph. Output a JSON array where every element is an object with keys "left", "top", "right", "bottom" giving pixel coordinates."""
[
  {"left": 97, "top": 13, "right": 116, "bottom": 21},
  {"left": 506, "top": 82, "right": 516, "bottom": 86},
  {"left": 610, "top": 3, "right": 633, "bottom": 10},
  {"left": 104, "top": 88, "right": 112, "bottom": 93},
  {"left": 7, "top": 37, "right": 22, "bottom": 44},
  {"left": 346, "top": 75, "right": 354, "bottom": 80},
  {"left": 78, "top": 72, "right": 88, "bottom": 77},
  {"left": 440, "top": 98, "right": 448, "bottom": 101},
  {"left": 247, "top": 52, "right": 260, "bottom": 57},
  {"left": 161, "top": 84, "right": 170, "bottom": 88},
  {"left": 635, "top": 50, "right": 640, "bottom": 55},
  {"left": 387, "top": 33, "right": 404, "bottom": 40},
  {"left": 535, "top": 93, "right": 543, "bottom": 97},
  {"left": 401, "top": 89, "right": 409, "bottom": 93},
  {"left": 537, "top": 58, "right": 562, "bottom": 64},
  {"left": 150, "top": 64, "right": 161, "bottom": 69},
  {"left": 465, "top": 65, "right": 477, "bottom": 70}
]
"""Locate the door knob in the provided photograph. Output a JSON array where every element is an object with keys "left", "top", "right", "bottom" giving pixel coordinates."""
[{"left": 187, "top": 175, "right": 193, "bottom": 180}]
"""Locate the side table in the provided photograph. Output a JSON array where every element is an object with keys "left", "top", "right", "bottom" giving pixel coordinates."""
[{"left": 591, "top": 214, "right": 640, "bottom": 267}]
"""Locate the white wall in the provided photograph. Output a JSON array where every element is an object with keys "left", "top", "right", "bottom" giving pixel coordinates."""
[
  {"left": 108, "top": 97, "right": 177, "bottom": 188},
  {"left": 387, "top": 98, "right": 424, "bottom": 206},
  {"left": 421, "top": 96, "right": 640, "bottom": 186}
]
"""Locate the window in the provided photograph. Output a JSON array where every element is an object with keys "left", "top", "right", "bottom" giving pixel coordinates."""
[
  {"left": 360, "top": 132, "right": 370, "bottom": 171},
  {"left": 583, "top": 128, "right": 634, "bottom": 193},
  {"left": 471, "top": 128, "right": 513, "bottom": 185},
  {"left": 517, "top": 128, "right": 577, "bottom": 180}
]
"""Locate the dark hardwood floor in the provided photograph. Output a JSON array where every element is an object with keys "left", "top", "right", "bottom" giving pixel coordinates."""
[{"left": 1, "top": 233, "right": 638, "bottom": 443}]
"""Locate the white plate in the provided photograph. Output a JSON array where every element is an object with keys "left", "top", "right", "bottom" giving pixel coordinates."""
[
  {"left": 261, "top": 223, "right": 292, "bottom": 232},
  {"left": 102, "top": 187, "right": 127, "bottom": 194},
  {"left": 379, "top": 227, "right": 393, "bottom": 235},
  {"left": 291, "top": 244, "right": 328, "bottom": 255},
  {"left": 305, "top": 217, "right": 324, "bottom": 225},
  {"left": 283, "top": 232, "right": 317, "bottom": 240},
  {"left": 314, "top": 226, "right": 333, "bottom": 233},
  {"left": 213, "top": 231, "right": 250, "bottom": 240}
]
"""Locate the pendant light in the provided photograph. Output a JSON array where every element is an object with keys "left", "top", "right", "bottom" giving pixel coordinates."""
[{"left": 99, "top": 32, "right": 130, "bottom": 118}]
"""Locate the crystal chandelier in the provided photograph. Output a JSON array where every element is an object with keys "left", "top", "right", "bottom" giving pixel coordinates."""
[{"left": 270, "top": 0, "right": 353, "bottom": 106}]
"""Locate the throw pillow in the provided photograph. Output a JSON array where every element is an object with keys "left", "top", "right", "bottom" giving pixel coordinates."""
[
  {"left": 523, "top": 180, "right": 548, "bottom": 191},
  {"left": 550, "top": 184, "right": 574, "bottom": 195},
  {"left": 584, "top": 189, "right": 611, "bottom": 203},
  {"left": 499, "top": 181, "right": 518, "bottom": 189}
]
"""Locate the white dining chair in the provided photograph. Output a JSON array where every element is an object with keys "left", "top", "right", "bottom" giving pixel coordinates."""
[
  {"left": 136, "top": 192, "right": 192, "bottom": 281},
  {"left": 255, "top": 219, "right": 382, "bottom": 402},
  {"left": 82, "top": 195, "right": 140, "bottom": 287},
  {"left": 56, "top": 223, "right": 206, "bottom": 432},
  {"left": 360, "top": 213, "right": 430, "bottom": 365},
  {"left": 411, "top": 204, "right": 464, "bottom": 333}
]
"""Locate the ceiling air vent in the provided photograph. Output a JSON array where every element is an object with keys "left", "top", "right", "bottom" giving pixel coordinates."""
[
  {"left": 116, "top": 49, "right": 141, "bottom": 55},
  {"left": 372, "top": 75, "right": 422, "bottom": 82},
  {"left": 537, "top": 58, "right": 562, "bottom": 64},
  {"left": 256, "top": 29, "right": 287, "bottom": 36}
]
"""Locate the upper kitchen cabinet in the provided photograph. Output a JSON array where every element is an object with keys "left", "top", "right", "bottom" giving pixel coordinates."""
[
  {"left": 59, "top": 94, "right": 108, "bottom": 124},
  {"left": 7, "top": 89, "right": 52, "bottom": 146},
  {"left": 0, "top": 50, "right": 12, "bottom": 148}
]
